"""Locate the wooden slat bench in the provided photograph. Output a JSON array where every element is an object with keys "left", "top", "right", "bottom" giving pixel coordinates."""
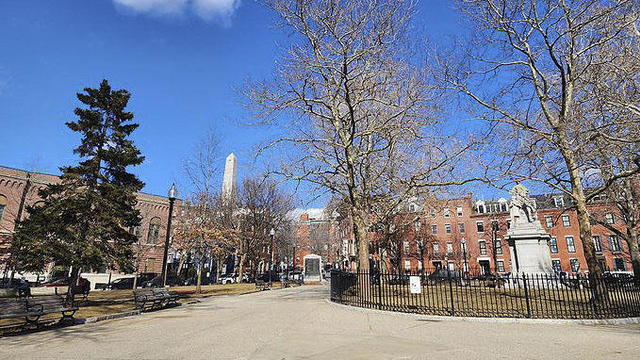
[
  {"left": 255, "top": 279, "right": 271, "bottom": 291},
  {"left": 133, "top": 288, "right": 180, "bottom": 311},
  {"left": 0, "top": 297, "right": 42, "bottom": 326},
  {"left": 27, "top": 295, "right": 78, "bottom": 323}
]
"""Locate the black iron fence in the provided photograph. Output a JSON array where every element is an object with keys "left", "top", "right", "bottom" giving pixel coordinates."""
[{"left": 330, "top": 270, "right": 640, "bottom": 319}]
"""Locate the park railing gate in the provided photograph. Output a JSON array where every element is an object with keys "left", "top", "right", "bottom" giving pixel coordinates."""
[{"left": 330, "top": 270, "right": 640, "bottom": 319}]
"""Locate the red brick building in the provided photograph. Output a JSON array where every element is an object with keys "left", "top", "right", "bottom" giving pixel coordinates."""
[
  {"left": 315, "top": 193, "right": 633, "bottom": 275},
  {"left": 0, "top": 165, "right": 178, "bottom": 280}
]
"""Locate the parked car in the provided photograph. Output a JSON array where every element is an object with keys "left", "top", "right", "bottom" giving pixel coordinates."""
[
  {"left": 255, "top": 272, "right": 280, "bottom": 283},
  {"left": 41, "top": 277, "right": 69, "bottom": 287},
  {"left": 95, "top": 273, "right": 157, "bottom": 290},
  {"left": 0, "top": 277, "right": 31, "bottom": 296},
  {"left": 425, "top": 269, "right": 463, "bottom": 285},
  {"left": 219, "top": 273, "right": 250, "bottom": 284},
  {"left": 142, "top": 274, "right": 185, "bottom": 288}
]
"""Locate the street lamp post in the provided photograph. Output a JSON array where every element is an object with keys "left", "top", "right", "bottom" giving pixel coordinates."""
[
  {"left": 461, "top": 237, "right": 468, "bottom": 276},
  {"left": 161, "top": 183, "right": 177, "bottom": 287},
  {"left": 269, "top": 228, "right": 275, "bottom": 287}
]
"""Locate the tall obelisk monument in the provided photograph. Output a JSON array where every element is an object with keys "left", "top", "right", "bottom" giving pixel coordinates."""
[{"left": 222, "top": 153, "right": 237, "bottom": 201}]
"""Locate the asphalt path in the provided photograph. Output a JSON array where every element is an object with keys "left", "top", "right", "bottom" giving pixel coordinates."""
[{"left": 1, "top": 285, "right": 639, "bottom": 359}]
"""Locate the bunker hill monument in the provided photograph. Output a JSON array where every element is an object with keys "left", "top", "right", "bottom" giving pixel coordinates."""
[
  {"left": 505, "top": 183, "right": 554, "bottom": 275},
  {"left": 222, "top": 153, "right": 237, "bottom": 201}
]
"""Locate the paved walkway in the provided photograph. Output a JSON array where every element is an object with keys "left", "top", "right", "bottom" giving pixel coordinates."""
[{"left": 1, "top": 285, "right": 639, "bottom": 359}]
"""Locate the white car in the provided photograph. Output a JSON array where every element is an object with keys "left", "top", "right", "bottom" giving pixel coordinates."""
[{"left": 218, "top": 273, "right": 249, "bottom": 284}]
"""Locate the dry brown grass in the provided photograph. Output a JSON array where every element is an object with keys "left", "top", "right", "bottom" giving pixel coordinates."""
[{"left": 1, "top": 282, "right": 292, "bottom": 333}]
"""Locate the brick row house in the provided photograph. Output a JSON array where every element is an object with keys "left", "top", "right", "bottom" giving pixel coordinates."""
[
  {"left": 298, "top": 193, "right": 634, "bottom": 275},
  {"left": 0, "top": 166, "right": 177, "bottom": 284}
]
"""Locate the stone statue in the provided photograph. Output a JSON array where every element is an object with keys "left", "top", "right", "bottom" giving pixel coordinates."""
[
  {"left": 509, "top": 183, "right": 537, "bottom": 225},
  {"left": 505, "top": 183, "right": 553, "bottom": 275}
]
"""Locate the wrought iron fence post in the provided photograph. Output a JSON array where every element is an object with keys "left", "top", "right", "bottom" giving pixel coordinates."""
[
  {"left": 378, "top": 272, "right": 383, "bottom": 310},
  {"left": 589, "top": 273, "right": 598, "bottom": 317},
  {"left": 522, "top": 273, "right": 531, "bottom": 318},
  {"left": 448, "top": 270, "right": 455, "bottom": 316}
]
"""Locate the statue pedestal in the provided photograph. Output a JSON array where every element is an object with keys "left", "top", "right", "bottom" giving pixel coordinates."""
[{"left": 506, "top": 220, "right": 553, "bottom": 275}]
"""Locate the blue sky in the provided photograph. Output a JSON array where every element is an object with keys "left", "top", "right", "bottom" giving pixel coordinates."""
[{"left": 0, "top": 0, "right": 468, "bottom": 204}]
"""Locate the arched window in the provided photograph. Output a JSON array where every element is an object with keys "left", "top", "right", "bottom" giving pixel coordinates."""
[
  {"left": 147, "top": 217, "right": 161, "bottom": 244},
  {"left": 0, "top": 194, "right": 7, "bottom": 223}
]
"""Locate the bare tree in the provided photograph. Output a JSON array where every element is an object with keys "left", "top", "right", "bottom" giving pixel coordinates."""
[
  {"left": 224, "top": 177, "right": 294, "bottom": 281},
  {"left": 183, "top": 129, "right": 221, "bottom": 196},
  {"left": 443, "top": 0, "right": 640, "bottom": 275},
  {"left": 173, "top": 192, "right": 238, "bottom": 293},
  {"left": 246, "top": 0, "right": 477, "bottom": 272}
]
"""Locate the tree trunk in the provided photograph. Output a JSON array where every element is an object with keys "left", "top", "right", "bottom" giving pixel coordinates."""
[
  {"left": 66, "top": 266, "right": 80, "bottom": 305},
  {"left": 627, "top": 227, "right": 640, "bottom": 281},
  {"left": 352, "top": 211, "right": 370, "bottom": 273},
  {"left": 237, "top": 253, "right": 247, "bottom": 284},
  {"left": 196, "top": 260, "right": 202, "bottom": 294},
  {"left": 562, "top": 145, "right": 604, "bottom": 276}
]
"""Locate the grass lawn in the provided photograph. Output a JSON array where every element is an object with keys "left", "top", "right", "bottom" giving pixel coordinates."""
[{"left": 1, "top": 282, "right": 293, "bottom": 333}]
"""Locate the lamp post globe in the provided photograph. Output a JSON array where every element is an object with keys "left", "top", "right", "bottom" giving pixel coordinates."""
[{"left": 161, "top": 183, "right": 177, "bottom": 287}]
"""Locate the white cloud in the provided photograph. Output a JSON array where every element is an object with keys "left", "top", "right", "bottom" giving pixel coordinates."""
[
  {"left": 113, "top": 0, "right": 189, "bottom": 15},
  {"left": 113, "top": 0, "right": 241, "bottom": 25},
  {"left": 192, "top": 0, "right": 241, "bottom": 24}
]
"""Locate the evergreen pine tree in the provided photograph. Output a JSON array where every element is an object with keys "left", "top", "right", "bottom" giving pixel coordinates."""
[{"left": 12, "top": 80, "right": 144, "bottom": 302}]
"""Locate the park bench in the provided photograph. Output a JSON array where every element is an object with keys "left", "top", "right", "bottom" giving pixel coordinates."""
[
  {"left": 255, "top": 279, "right": 271, "bottom": 291},
  {"left": 25, "top": 295, "right": 78, "bottom": 324},
  {"left": 133, "top": 288, "right": 180, "bottom": 311},
  {"left": 0, "top": 297, "right": 43, "bottom": 325}
]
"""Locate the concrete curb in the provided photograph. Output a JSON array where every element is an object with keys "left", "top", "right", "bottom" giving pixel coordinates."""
[
  {"left": 78, "top": 310, "right": 141, "bottom": 324},
  {"left": 327, "top": 300, "right": 640, "bottom": 325}
]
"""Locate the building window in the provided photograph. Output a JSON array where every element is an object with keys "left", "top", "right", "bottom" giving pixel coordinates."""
[
  {"left": 414, "top": 220, "right": 421, "bottom": 232},
  {"left": 444, "top": 208, "right": 450, "bottom": 218},
  {"left": 593, "top": 236, "right": 603, "bottom": 253},
  {"left": 561, "top": 214, "right": 571, "bottom": 227},
  {"left": 613, "top": 258, "right": 626, "bottom": 271},
  {"left": 432, "top": 224, "right": 438, "bottom": 235},
  {"left": 497, "top": 260, "right": 505, "bottom": 272},
  {"left": 566, "top": 236, "right": 576, "bottom": 253},
  {"left": 418, "top": 260, "right": 423, "bottom": 271},
  {"left": 495, "top": 239, "right": 502, "bottom": 254},
  {"left": 430, "top": 208, "right": 436, "bottom": 218},
  {"left": 456, "top": 206, "right": 463, "bottom": 217},
  {"left": 500, "top": 202, "right": 507, "bottom": 212},
  {"left": 448, "top": 262, "right": 455, "bottom": 271},
  {"left": 0, "top": 194, "right": 6, "bottom": 223},
  {"left": 552, "top": 259, "right": 562, "bottom": 273},
  {"left": 545, "top": 215, "right": 553, "bottom": 228},
  {"left": 608, "top": 235, "right": 622, "bottom": 253},
  {"left": 554, "top": 196, "right": 565, "bottom": 208},
  {"left": 491, "top": 220, "right": 499, "bottom": 232},
  {"left": 458, "top": 222, "right": 465, "bottom": 233},
  {"left": 404, "top": 260, "right": 411, "bottom": 271},
  {"left": 476, "top": 221, "right": 484, "bottom": 232},
  {"left": 432, "top": 243, "right": 439, "bottom": 255},
  {"left": 479, "top": 241, "right": 487, "bottom": 256},
  {"left": 605, "top": 213, "right": 615, "bottom": 224},
  {"left": 549, "top": 237, "right": 558, "bottom": 253},
  {"left": 569, "top": 258, "right": 580, "bottom": 273},
  {"left": 445, "top": 223, "right": 452, "bottom": 234},
  {"left": 447, "top": 243, "right": 453, "bottom": 255},
  {"left": 477, "top": 203, "right": 485, "bottom": 214},
  {"left": 409, "top": 204, "right": 416, "bottom": 213},
  {"left": 147, "top": 217, "right": 161, "bottom": 244},
  {"left": 403, "top": 241, "right": 410, "bottom": 255},
  {"left": 506, "top": 220, "right": 511, "bottom": 229}
]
